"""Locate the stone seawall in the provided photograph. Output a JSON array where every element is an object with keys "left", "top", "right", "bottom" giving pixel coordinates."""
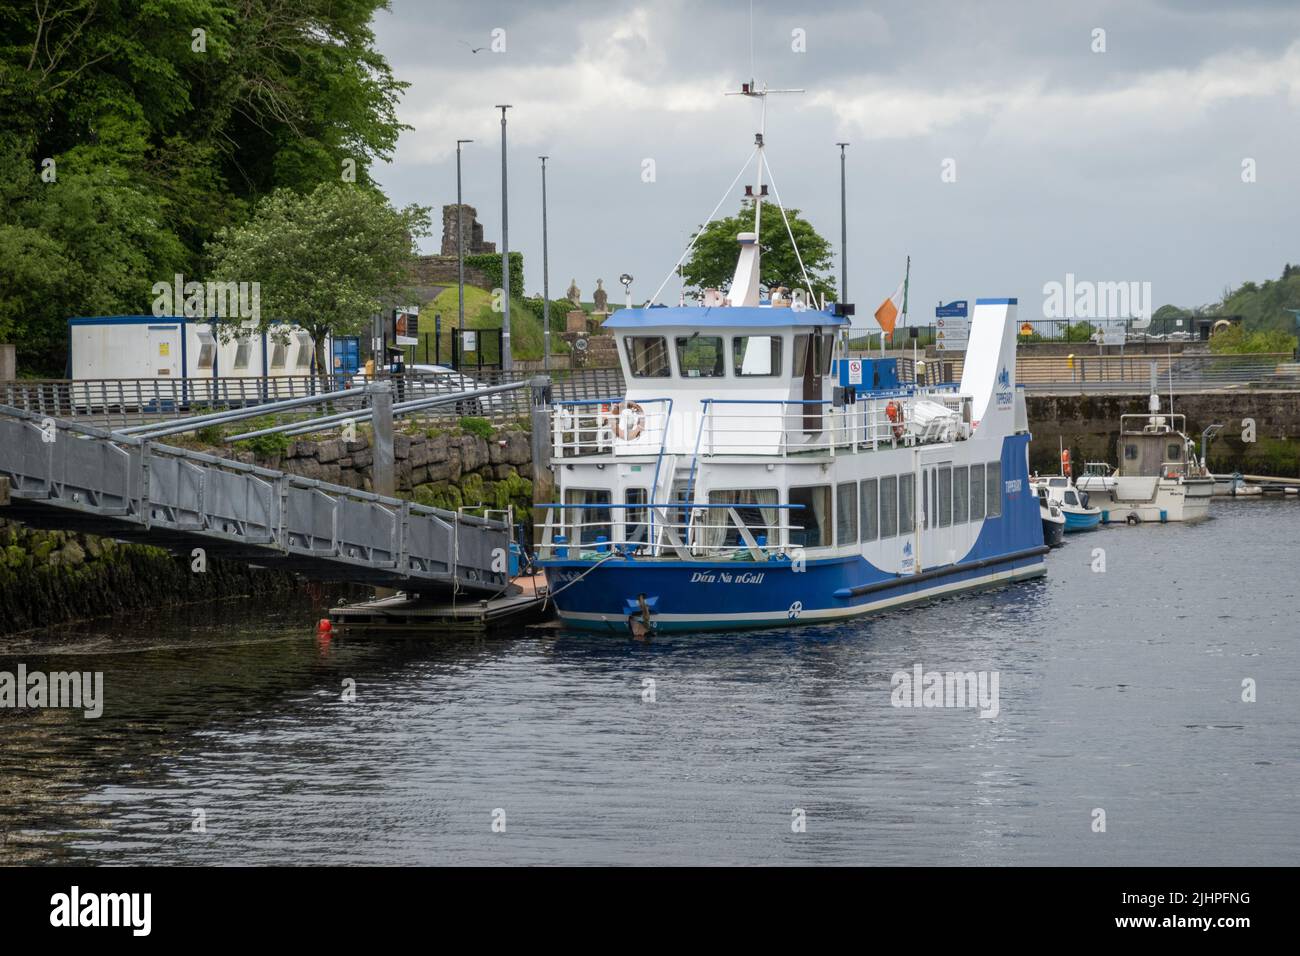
[
  {"left": 232, "top": 426, "right": 536, "bottom": 518},
  {"left": 1027, "top": 391, "right": 1300, "bottom": 476},
  {"left": 0, "top": 520, "right": 301, "bottom": 636}
]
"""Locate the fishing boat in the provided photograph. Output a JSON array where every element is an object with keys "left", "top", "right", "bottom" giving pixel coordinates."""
[
  {"left": 534, "top": 82, "right": 1046, "bottom": 634},
  {"left": 1075, "top": 394, "right": 1214, "bottom": 523},
  {"left": 1032, "top": 471, "right": 1101, "bottom": 532},
  {"left": 1037, "top": 487, "right": 1066, "bottom": 547}
]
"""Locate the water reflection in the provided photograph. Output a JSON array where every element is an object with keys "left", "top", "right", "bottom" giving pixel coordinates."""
[{"left": 1, "top": 502, "right": 1297, "bottom": 865}]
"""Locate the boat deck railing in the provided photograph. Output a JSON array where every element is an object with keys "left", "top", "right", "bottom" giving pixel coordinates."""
[
  {"left": 549, "top": 385, "right": 969, "bottom": 460},
  {"left": 536, "top": 502, "right": 807, "bottom": 562}
]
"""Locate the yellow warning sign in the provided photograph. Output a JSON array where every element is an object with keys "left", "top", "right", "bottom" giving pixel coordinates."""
[{"left": 159, "top": 342, "right": 170, "bottom": 357}]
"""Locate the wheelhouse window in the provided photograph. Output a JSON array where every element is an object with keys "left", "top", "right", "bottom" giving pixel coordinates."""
[
  {"left": 675, "top": 334, "right": 725, "bottom": 377},
  {"left": 623, "top": 336, "right": 671, "bottom": 377},
  {"left": 899, "top": 474, "right": 915, "bottom": 535},
  {"left": 791, "top": 332, "right": 834, "bottom": 378},
  {"left": 1166, "top": 443, "right": 1182, "bottom": 460},
  {"left": 860, "top": 478, "right": 879, "bottom": 542},
  {"left": 970, "top": 464, "right": 986, "bottom": 521},
  {"left": 880, "top": 475, "right": 898, "bottom": 539},
  {"left": 789, "top": 485, "right": 831, "bottom": 548},
  {"left": 986, "top": 461, "right": 1002, "bottom": 517},
  {"left": 835, "top": 481, "right": 857, "bottom": 546},
  {"left": 733, "top": 335, "right": 782, "bottom": 376}
]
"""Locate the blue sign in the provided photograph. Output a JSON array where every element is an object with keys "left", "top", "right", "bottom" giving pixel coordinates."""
[{"left": 936, "top": 300, "right": 968, "bottom": 318}]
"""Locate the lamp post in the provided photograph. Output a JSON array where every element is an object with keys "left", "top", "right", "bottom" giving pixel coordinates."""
[
  {"left": 540, "top": 155, "right": 550, "bottom": 372},
  {"left": 455, "top": 138, "right": 473, "bottom": 367},
  {"left": 836, "top": 142, "right": 849, "bottom": 305},
  {"left": 496, "top": 105, "right": 513, "bottom": 371}
]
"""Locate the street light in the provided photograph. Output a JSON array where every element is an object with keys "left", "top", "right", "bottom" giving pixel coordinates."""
[
  {"left": 540, "top": 155, "right": 550, "bottom": 372},
  {"left": 619, "top": 273, "right": 634, "bottom": 309},
  {"left": 455, "top": 138, "right": 473, "bottom": 365},
  {"left": 836, "top": 142, "right": 849, "bottom": 304},
  {"left": 496, "top": 105, "right": 513, "bottom": 371}
]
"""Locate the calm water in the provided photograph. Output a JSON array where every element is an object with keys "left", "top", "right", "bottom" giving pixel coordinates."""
[{"left": 1, "top": 501, "right": 1297, "bottom": 866}]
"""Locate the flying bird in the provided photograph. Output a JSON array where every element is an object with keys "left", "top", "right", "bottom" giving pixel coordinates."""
[{"left": 458, "top": 39, "right": 485, "bottom": 54}]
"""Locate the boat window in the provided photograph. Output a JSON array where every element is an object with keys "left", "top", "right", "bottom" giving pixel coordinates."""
[
  {"left": 791, "top": 335, "right": 808, "bottom": 378},
  {"left": 1063, "top": 490, "right": 1078, "bottom": 506},
  {"left": 835, "top": 481, "right": 857, "bottom": 546},
  {"left": 860, "top": 479, "right": 879, "bottom": 542},
  {"left": 623, "top": 336, "right": 671, "bottom": 377},
  {"left": 1167, "top": 443, "right": 1182, "bottom": 460},
  {"left": 937, "top": 466, "right": 952, "bottom": 528},
  {"left": 733, "top": 335, "right": 782, "bottom": 376},
  {"left": 1124, "top": 443, "right": 1139, "bottom": 461},
  {"left": 1049, "top": 477, "right": 1067, "bottom": 487},
  {"left": 196, "top": 331, "right": 216, "bottom": 370},
  {"left": 233, "top": 336, "right": 251, "bottom": 370},
  {"left": 789, "top": 485, "right": 830, "bottom": 548},
  {"left": 880, "top": 475, "right": 899, "bottom": 539},
  {"left": 970, "top": 464, "right": 986, "bottom": 521},
  {"left": 624, "top": 488, "right": 648, "bottom": 545},
  {"left": 564, "top": 488, "right": 611, "bottom": 548},
  {"left": 953, "top": 465, "right": 969, "bottom": 524},
  {"left": 791, "top": 333, "right": 833, "bottom": 377},
  {"left": 922, "top": 468, "right": 930, "bottom": 529},
  {"left": 816, "top": 333, "right": 834, "bottom": 376},
  {"left": 675, "top": 334, "right": 725, "bottom": 377},
  {"left": 986, "top": 461, "right": 1002, "bottom": 517},
  {"left": 899, "top": 474, "right": 915, "bottom": 535},
  {"left": 704, "top": 489, "right": 779, "bottom": 549}
]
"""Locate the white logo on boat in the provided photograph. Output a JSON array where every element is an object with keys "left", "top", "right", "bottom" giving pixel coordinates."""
[{"left": 788, "top": 601, "right": 803, "bottom": 619}]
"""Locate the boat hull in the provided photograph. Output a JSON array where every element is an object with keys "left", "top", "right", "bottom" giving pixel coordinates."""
[
  {"left": 1096, "top": 477, "right": 1215, "bottom": 523},
  {"left": 1062, "top": 509, "right": 1101, "bottom": 532},
  {"left": 1040, "top": 515, "right": 1065, "bottom": 548},
  {"left": 543, "top": 550, "right": 1046, "bottom": 633}
]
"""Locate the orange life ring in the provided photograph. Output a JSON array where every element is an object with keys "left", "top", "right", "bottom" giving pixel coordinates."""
[
  {"left": 885, "top": 400, "right": 905, "bottom": 439},
  {"left": 1061, "top": 448, "right": 1072, "bottom": 476},
  {"left": 612, "top": 400, "right": 645, "bottom": 440}
]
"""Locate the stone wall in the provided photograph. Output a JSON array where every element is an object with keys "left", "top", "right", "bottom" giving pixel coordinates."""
[
  {"left": 230, "top": 425, "right": 537, "bottom": 521},
  {"left": 411, "top": 255, "right": 490, "bottom": 290},
  {"left": 0, "top": 520, "right": 301, "bottom": 636},
  {"left": 1027, "top": 390, "right": 1300, "bottom": 476}
]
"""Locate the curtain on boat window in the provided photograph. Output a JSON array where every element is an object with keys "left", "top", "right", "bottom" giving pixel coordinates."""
[
  {"left": 970, "top": 465, "right": 986, "bottom": 521},
  {"left": 705, "top": 488, "right": 779, "bottom": 551}
]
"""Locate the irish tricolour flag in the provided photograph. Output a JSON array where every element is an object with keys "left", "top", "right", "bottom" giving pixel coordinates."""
[{"left": 873, "top": 280, "right": 906, "bottom": 339}]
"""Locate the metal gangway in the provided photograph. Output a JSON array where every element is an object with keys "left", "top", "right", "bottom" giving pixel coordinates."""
[{"left": 0, "top": 404, "right": 510, "bottom": 596}]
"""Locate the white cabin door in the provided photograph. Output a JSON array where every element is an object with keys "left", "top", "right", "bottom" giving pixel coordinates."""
[
  {"left": 919, "top": 453, "right": 956, "bottom": 569},
  {"left": 147, "top": 324, "right": 179, "bottom": 377}
]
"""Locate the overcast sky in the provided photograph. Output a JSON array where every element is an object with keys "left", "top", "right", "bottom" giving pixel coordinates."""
[{"left": 370, "top": 0, "right": 1300, "bottom": 318}]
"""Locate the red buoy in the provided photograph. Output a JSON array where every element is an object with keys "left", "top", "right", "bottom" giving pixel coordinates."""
[{"left": 317, "top": 618, "right": 332, "bottom": 633}]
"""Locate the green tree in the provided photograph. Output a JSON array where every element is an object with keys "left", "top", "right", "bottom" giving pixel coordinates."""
[
  {"left": 0, "top": 0, "right": 407, "bottom": 373},
  {"left": 681, "top": 203, "right": 836, "bottom": 302},
  {"left": 205, "top": 183, "right": 429, "bottom": 379}
]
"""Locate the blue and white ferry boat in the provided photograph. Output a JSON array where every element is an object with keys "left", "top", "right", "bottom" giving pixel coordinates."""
[{"left": 536, "top": 92, "right": 1045, "bottom": 634}]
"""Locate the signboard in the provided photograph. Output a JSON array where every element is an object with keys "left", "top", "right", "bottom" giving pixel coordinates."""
[
  {"left": 935, "top": 300, "right": 968, "bottom": 318},
  {"left": 461, "top": 329, "right": 477, "bottom": 352},
  {"left": 935, "top": 315, "right": 970, "bottom": 352},
  {"left": 1101, "top": 324, "right": 1127, "bottom": 346},
  {"left": 846, "top": 358, "right": 863, "bottom": 385},
  {"left": 393, "top": 306, "right": 419, "bottom": 346},
  {"left": 1019, "top": 322, "right": 1034, "bottom": 336}
]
